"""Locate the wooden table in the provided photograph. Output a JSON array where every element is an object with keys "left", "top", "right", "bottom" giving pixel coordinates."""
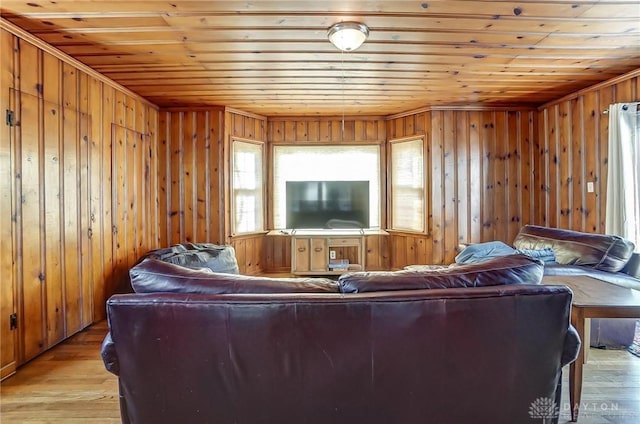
[{"left": 542, "top": 275, "right": 640, "bottom": 422}]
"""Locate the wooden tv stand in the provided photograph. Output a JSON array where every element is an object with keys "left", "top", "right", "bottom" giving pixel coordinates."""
[{"left": 290, "top": 229, "right": 366, "bottom": 275}]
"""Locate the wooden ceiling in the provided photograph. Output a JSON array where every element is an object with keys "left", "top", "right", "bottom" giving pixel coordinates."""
[{"left": 2, "top": 1, "right": 640, "bottom": 116}]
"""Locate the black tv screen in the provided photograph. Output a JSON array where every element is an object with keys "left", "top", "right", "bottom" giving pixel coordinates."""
[{"left": 286, "top": 181, "right": 370, "bottom": 229}]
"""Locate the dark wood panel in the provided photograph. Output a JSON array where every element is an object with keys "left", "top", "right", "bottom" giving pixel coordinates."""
[{"left": 536, "top": 73, "right": 640, "bottom": 235}]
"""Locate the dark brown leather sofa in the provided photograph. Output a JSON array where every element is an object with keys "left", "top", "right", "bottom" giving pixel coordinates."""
[
  {"left": 514, "top": 225, "right": 639, "bottom": 348},
  {"left": 513, "top": 225, "right": 639, "bottom": 289},
  {"left": 102, "top": 255, "right": 579, "bottom": 424}
]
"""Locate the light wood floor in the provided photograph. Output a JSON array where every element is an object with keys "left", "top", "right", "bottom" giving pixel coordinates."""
[{"left": 1, "top": 321, "right": 638, "bottom": 423}]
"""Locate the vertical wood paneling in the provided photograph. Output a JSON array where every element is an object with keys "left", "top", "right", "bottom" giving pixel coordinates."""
[
  {"left": 558, "top": 101, "right": 571, "bottom": 230},
  {"left": 158, "top": 112, "right": 169, "bottom": 247},
  {"left": 267, "top": 117, "right": 384, "bottom": 144},
  {"left": 536, "top": 73, "right": 640, "bottom": 235},
  {"left": 468, "top": 111, "right": 482, "bottom": 243},
  {"left": 598, "top": 86, "right": 614, "bottom": 232},
  {"left": 148, "top": 111, "right": 159, "bottom": 251},
  {"left": 112, "top": 117, "right": 126, "bottom": 286},
  {"left": 386, "top": 108, "right": 536, "bottom": 268},
  {"left": 88, "top": 77, "right": 105, "bottom": 321},
  {"left": 169, "top": 112, "right": 183, "bottom": 244},
  {"left": 430, "top": 111, "right": 445, "bottom": 265},
  {"left": 209, "top": 110, "right": 224, "bottom": 244},
  {"left": 62, "top": 103, "right": 81, "bottom": 337},
  {"left": 195, "top": 112, "right": 208, "bottom": 243},
  {"left": 125, "top": 127, "right": 137, "bottom": 267},
  {"left": 183, "top": 112, "right": 196, "bottom": 242},
  {"left": 158, "top": 107, "right": 227, "bottom": 247},
  {"left": 0, "top": 28, "right": 18, "bottom": 379},
  {"left": 493, "top": 112, "right": 508, "bottom": 242},
  {"left": 43, "top": 99, "right": 63, "bottom": 347},
  {"left": 101, "top": 85, "right": 115, "bottom": 297},
  {"left": 583, "top": 91, "right": 599, "bottom": 233},
  {"left": 507, "top": 112, "right": 520, "bottom": 242},
  {"left": 547, "top": 106, "right": 560, "bottom": 227},
  {"left": 520, "top": 112, "right": 535, "bottom": 229},
  {"left": 18, "top": 90, "right": 45, "bottom": 361},
  {"left": 571, "top": 98, "right": 585, "bottom": 231},
  {"left": 456, "top": 112, "right": 468, "bottom": 247},
  {"left": 481, "top": 111, "right": 496, "bottom": 242},
  {"left": 1, "top": 27, "right": 159, "bottom": 369},
  {"left": 442, "top": 112, "right": 457, "bottom": 261}
]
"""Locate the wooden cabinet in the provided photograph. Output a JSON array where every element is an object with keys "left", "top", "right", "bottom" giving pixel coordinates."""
[{"left": 291, "top": 231, "right": 365, "bottom": 275}]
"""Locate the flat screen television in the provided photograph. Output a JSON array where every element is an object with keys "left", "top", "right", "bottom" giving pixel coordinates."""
[{"left": 286, "top": 181, "right": 370, "bottom": 229}]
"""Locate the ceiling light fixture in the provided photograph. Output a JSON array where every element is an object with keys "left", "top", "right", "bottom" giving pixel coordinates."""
[{"left": 327, "top": 22, "right": 370, "bottom": 51}]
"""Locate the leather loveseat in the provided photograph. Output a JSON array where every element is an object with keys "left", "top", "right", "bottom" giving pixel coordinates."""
[{"left": 102, "top": 254, "right": 579, "bottom": 424}]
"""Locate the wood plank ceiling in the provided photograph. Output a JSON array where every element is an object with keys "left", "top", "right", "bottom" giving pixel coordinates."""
[{"left": 1, "top": 1, "right": 639, "bottom": 116}]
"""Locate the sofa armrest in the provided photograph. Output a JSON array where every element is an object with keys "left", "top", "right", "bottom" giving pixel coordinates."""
[
  {"left": 101, "top": 332, "right": 120, "bottom": 376},
  {"left": 622, "top": 252, "right": 640, "bottom": 279},
  {"left": 561, "top": 325, "right": 581, "bottom": 367}
]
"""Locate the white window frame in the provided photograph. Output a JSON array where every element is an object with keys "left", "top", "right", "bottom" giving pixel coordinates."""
[
  {"left": 389, "top": 136, "right": 427, "bottom": 233},
  {"left": 271, "top": 144, "right": 381, "bottom": 230},
  {"left": 231, "top": 138, "right": 265, "bottom": 235}
]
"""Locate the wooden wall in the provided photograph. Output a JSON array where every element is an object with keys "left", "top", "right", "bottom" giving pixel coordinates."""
[
  {"left": 536, "top": 71, "right": 640, "bottom": 233},
  {"left": 0, "top": 26, "right": 159, "bottom": 378},
  {"left": 386, "top": 108, "right": 537, "bottom": 268},
  {"left": 157, "top": 108, "right": 225, "bottom": 246},
  {"left": 157, "top": 107, "right": 267, "bottom": 275}
]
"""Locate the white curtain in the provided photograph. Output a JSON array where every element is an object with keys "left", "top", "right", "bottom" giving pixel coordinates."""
[{"left": 605, "top": 102, "right": 640, "bottom": 250}]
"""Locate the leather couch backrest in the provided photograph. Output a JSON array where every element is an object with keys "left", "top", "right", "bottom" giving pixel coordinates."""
[
  {"left": 339, "top": 254, "right": 543, "bottom": 293},
  {"left": 130, "top": 258, "right": 339, "bottom": 294},
  {"left": 622, "top": 252, "right": 640, "bottom": 279},
  {"left": 104, "top": 285, "right": 574, "bottom": 424},
  {"left": 513, "top": 225, "right": 635, "bottom": 273}
]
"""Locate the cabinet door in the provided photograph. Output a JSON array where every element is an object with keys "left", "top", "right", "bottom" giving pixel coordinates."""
[
  {"left": 310, "top": 238, "right": 328, "bottom": 272},
  {"left": 293, "top": 238, "right": 310, "bottom": 272},
  {"left": 1, "top": 85, "right": 17, "bottom": 380}
]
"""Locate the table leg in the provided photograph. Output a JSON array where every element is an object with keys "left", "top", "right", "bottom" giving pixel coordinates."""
[
  {"left": 584, "top": 318, "right": 590, "bottom": 363},
  {"left": 569, "top": 307, "right": 585, "bottom": 422}
]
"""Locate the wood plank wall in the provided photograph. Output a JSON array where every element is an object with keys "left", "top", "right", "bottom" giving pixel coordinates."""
[
  {"left": 0, "top": 27, "right": 159, "bottom": 376},
  {"left": 265, "top": 117, "right": 390, "bottom": 272},
  {"left": 157, "top": 107, "right": 267, "bottom": 275},
  {"left": 157, "top": 108, "right": 225, "bottom": 246},
  {"left": 386, "top": 109, "right": 537, "bottom": 268},
  {"left": 536, "top": 72, "right": 640, "bottom": 233}
]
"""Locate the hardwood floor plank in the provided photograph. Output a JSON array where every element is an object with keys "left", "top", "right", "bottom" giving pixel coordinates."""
[{"left": 0, "top": 321, "right": 120, "bottom": 423}]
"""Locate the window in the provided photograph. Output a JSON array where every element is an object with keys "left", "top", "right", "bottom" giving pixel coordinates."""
[
  {"left": 232, "top": 139, "right": 264, "bottom": 234},
  {"left": 606, "top": 102, "right": 640, "bottom": 249},
  {"left": 272, "top": 145, "right": 380, "bottom": 229},
  {"left": 389, "top": 137, "right": 426, "bottom": 233}
]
